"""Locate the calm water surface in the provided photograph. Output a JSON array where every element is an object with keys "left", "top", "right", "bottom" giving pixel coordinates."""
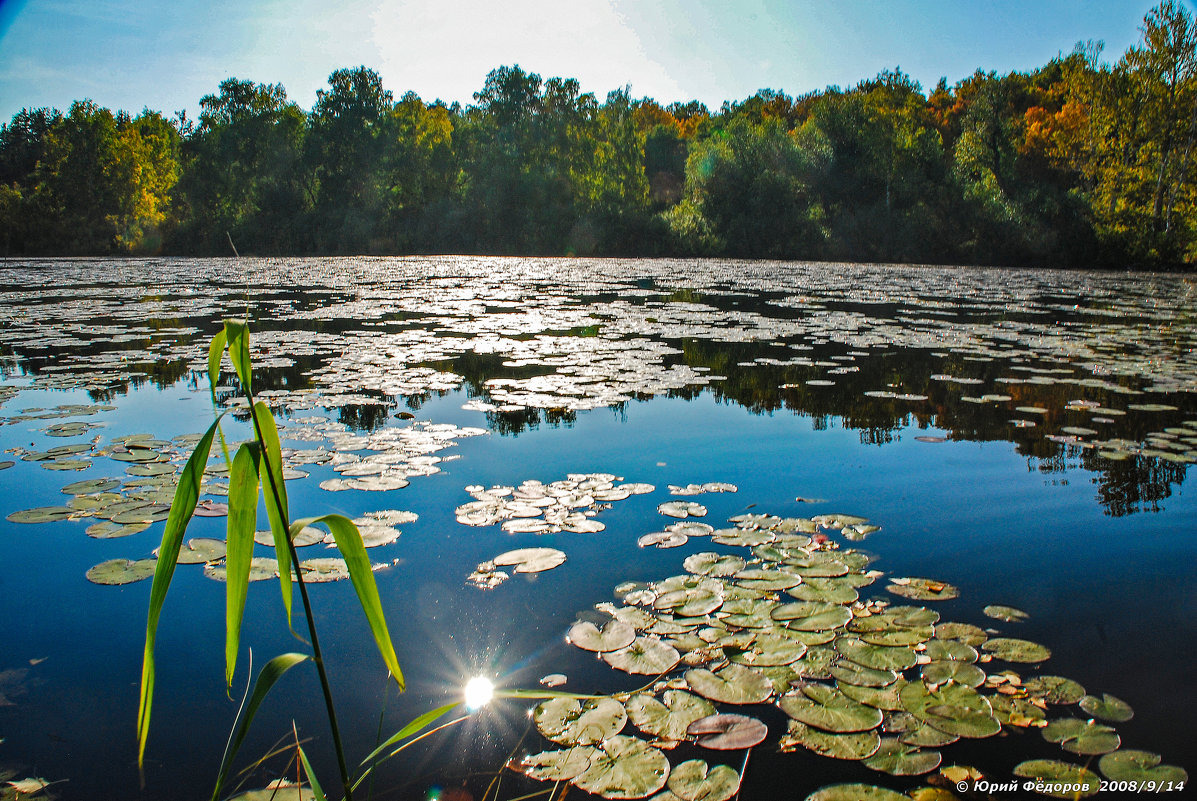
[{"left": 0, "top": 257, "right": 1193, "bottom": 800}]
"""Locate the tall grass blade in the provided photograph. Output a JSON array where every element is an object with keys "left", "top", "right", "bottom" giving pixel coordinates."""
[
  {"left": 207, "top": 330, "right": 227, "bottom": 405},
  {"left": 297, "top": 745, "right": 327, "bottom": 801},
  {"left": 212, "top": 652, "right": 310, "bottom": 801},
  {"left": 252, "top": 401, "right": 292, "bottom": 625},
  {"left": 225, "top": 442, "right": 261, "bottom": 688},
  {"left": 355, "top": 700, "right": 460, "bottom": 781},
  {"left": 138, "top": 414, "right": 223, "bottom": 769},
  {"left": 223, "top": 319, "right": 252, "bottom": 394},
  {"left": 292, "top": 515, "right": 404, "bottom": 689}
]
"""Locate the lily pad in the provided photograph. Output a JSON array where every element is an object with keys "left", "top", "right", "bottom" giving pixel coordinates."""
[
  {"left": 666, "top": 760, "right": 739, "bottom": 801},
  {"left": 788, "top": 577, "right": 859, "bottom": 604},
  {"left": 862, "top": 737, "right": 941, "bottom": 775},
  {"left": 1078, "top": 693, "right": 1134, "bottom": 722},
  {"left": 570, "top": 619, "right": 638, "bottom": 653},
  {"left": 60, "top": 477, "right": 121, "bottom": 495},
  {"left": 298, "top": 558, "right": 351, "bottom": 582},
  {"left": 983, "top": 604, "right": 1029, "bottom": 622},
  {"left": 658, "top": 501, "right": 707, "bottom": 519},
  {"left": 534, "top": 696, "right": 627, "bottom": 746},
  {"left": 933, "top": 622, "right": 987, "bottom": 646},
  {"left": 899, "top": 682, "right": 999, "bottom": 739},
  {"left": 204, "top": 557, "right": 279, "bottom": 583},
  {"left": 1012, "top": 760, "right": 1100, "bottom": 798},
  {"left": 922, "top": 639, "right": 977, "bottom": 663},
  {"left": 654, "top": 587, "right": 723, "bottom": 617},
  {"left": 516, "top": 747, "right": 596, "bottom": 781},
  {"left": 1098, "top": 750, "right": 1188, "bottom": 785},
  {"left": 728, "top": 632, "right": 807, "bottom": 667},
  {"left": 982, "top": 637, "right": 1051, "bottom": 663},
  {"left": 492, "top": 547, "right": 566, "bottom": 573},
  {"left": 921, "top": 661, "right": 985, "bottom": 689},
  {"left": 835, "top": 638, "right": 918, "bottom": 672},
  {"left": 571, "top": 735, "right": 669, "bottom": 799},
  {"left": 887, "top": 577, "right": 959, "bottom": 601},
  {"left": 1024, "top": 675, "right": 1085, "bottom": 705},
  {"left": 603, "top": 637, "right": 681, "bottom": 675},
  {"left": 684, "top": 663, "right": 773, "bottom": 705},
  {"left": 839, "top": 680, "right": 909, "bottom": 712},
  {"left": 830, "top": 661, "right": 899, "bottom": 688},
  {"left": 86, "top": 558, "right": 156, "bottom": 585},
  {"left": 625, "top": 690, "right": 714, "bottom": 743},
  {"left": 175, "top": 538, "right": 227, "bottom": 564},
  {"left": 7, "top": 506, "right": 75, "bottom": 524},
  {"left": 780, "top": 684, "right": 884, "bottom": 733},
  {"left": 685, "top": 713, "right": 768, "bottom": 749},
  {"left": 86, "top": 520, "right": 149, "bottom": 538},
  {"left": 804, "top": 783, "right": 911, "bottom": 801},
  {"left": 779, "top": 720, "right": 881, "bottom": 760},
  {"left": 683, "top": 552, "right": 746, "bottom": 577},
  {"left": 1042, "top": 718, "right": 1121, "bottom": 755}
]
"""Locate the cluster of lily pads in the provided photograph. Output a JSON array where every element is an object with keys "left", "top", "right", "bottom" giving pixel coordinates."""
[
  {"left": 457, "top": 474, "right": 655, "bottom": 535},
  {"left": 508, "top": 508, "right": 1186, "bottom": 800}
]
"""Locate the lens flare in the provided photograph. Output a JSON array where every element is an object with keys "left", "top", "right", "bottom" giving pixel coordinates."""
[{"left": 464, "top": 676, "right": 494, "bottom": 710}]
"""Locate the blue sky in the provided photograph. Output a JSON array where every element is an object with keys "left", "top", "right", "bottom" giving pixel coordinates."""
[{"left": 0, "top": 0, "right": 1174, "bottom": 123}]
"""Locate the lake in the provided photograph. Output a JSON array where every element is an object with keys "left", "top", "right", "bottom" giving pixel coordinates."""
[{"left": 0, "top": 257, "right": 1193, "bottom": 801}]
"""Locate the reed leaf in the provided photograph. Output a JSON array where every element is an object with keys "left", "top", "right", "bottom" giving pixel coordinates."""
[
  {"left": 207, "top": 329, "right": 227, "bottom": 405},
  {"left": 212, "top": 653, "right": 310, "bottom": 801},
  {"left": 355, "top": 701, "right": 461, "bottom": 785},
  {"left": 138, "top": 414, "right": 222, "bottom": 769},
  {"left": 252, "top": 400, "right": 292, "bottom": 625},
  {"left": 292, "top": 515, "right": 404, "bottom": 689},
  {"left": 225, "top": 442, "right": 261, "bottom": 688},
  {"left": 298, "top": 746, "right": 327, "bottom": 801},
  {"left": 223, "top": 319, "right": 252, "bottom": 394}
]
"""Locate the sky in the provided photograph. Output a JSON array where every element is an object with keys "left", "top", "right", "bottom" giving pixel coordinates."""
[{"left": 0, "top": 0, "right": 1180, "bottom": 124}]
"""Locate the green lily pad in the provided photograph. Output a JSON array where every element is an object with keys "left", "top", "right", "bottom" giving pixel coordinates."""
[
  {"left": 779, "top": 720, "right": 881, "bottom": 760},
  {"left": 86, "top": 520, "right": 149, "bottom": 538},
  {"left": 658, "top": 501, "right": 707, "bottom": 519},
  {"left": 923, "top": 639, "right": 977, "bottom": 663},
  {"left": 6, "top": 506, "right": 75, "bottom": 524},
  {"left": 683, "top": 552, "right": 746, "bottom": 577},
  {"left": 298, "top": 557, "right": 351, "bottom": 582},
  {"left": 787, "top": 577, "right": 859, "bottom": 604},
  {"left": 934, "top": 622, "right": 988, "bottom": 646},
  {"left": 989, "top": 694, "right": 1047, "bottom": 727},
  {"left": 733, "top": 568, "right": 803, "bottom": 590},
  {"left": 835, "top": 638, "right": 918, "bottom": 672},
  {"left": 625, "top": 690, "right": 714, "bottom": 743},
  {"left": 1098, "top": 750, "right": 1188, "bottom": 785},
  {"left": 175, "top": 538, "right": 227, "bottom": 564},
  {"left": 921, "top": 661, "right": 985, "bottom": 689},
  {"left": 791, "top": 645, "right": 839, "bottom": 679},
  {"left": 1042, "top": 718, "right": 1120, "bottom": 755},
  {"left": 516, "top": 747, "right": 596, "bottom": 781},
  {"left": 1024, "top": 675, "right": 1086, "bottom": 705},
  {"left": 493, "top": 547, "right": 566, "bottom": 573},
  {"left": 654, "top": 587, "right": 723, "bottom": 617},
  {"left": 1078, "top": 693, "right": 1133, "bottom": 722},
  {"left": 982, "top": 637, "right": 1051, "bottom": 663},
  {"left": 780, "top": 684, "right": 884, "bottom": 733},
  {"left": 685, "top": 713, "right": 768, "bottom": 749},
  {"left": 570, "top": 620, "right": 637, "bottom": 653},
  {"left": 86, "top": 558, "right": 157, "bottom": 585},
  {"left": 603, "top": 637, "right": 681, "bottom": 675},
  {"left": 204, "top": 557, "right": 279, "bottom": 583},
  {"left": 983, "top": 604, "right": 1029, "bottom": 622},
  {"left": 684, "top": 663, "right": 773, "bottom": 705},
  {"left": 839, "top": 680, "right": 909, "bottom": 711},
  {"left": 862, "top": 737, "right": 941, "bottom": 775},
  {"left": 0, "top": 460, "right": 13, "bottom": 470},
  {"left": 887, "top": 577, "right": 959, "bottom": 601},
  {"left": 666, "top": 760, "right": 739, "bottom": 801},
  {"left": 900, "top": 723, "right": 959, "bottom": 748},
  {"left": 571, "top": 735, "right": 669, "bottom": 799},
  {"left": 60, "top": 477, "right": 121, "bottom": 495},
  {"left": 830, "top": 661, "right": 899, "bottom": 688},
  {"left": 125, "top": 462, "right": 177, "bottom": 477},
  {"left": 534, "top": 696, "right": 627, "bottom": 746},
  {"left": 900, "top": 682, "right": 999, "bottom": 739},
  {"left": 1012, "top": 760, "right": 1100, "bottom": 798},
  {"left": 804, "top": 783, "right": 911, "bottom": 801}
]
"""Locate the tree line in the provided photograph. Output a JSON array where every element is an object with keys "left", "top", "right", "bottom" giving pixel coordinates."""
[{"left": 2, "top": 1, "right": 1196, "bottom": 268}]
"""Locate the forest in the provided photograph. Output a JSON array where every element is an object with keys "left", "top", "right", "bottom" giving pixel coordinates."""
[{"left": 2, "top": 1, "right": 1196, "bottom": 269}]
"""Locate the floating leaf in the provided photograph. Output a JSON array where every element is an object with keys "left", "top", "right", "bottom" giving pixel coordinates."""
[
  {"left": 830, "top": 660, "right": 898, "bottom": 688},
  {"left": 86, "top": 558, "right": 157, "bottom": 585},
  {"left": 788, "top": 577, "right": 859, "bottom": 604},
  {"left": 839, "top": 680, "right": 908, "bottom": 712},
  {"left": 683, "top": 552, "right": 746, "bottom": 577},
  {"left": 626, "top": 690, "right": 714, "bottom": 743},
  {"left": 175, "top": 537, "right": 227, "bottom": 565},
  {"left": 1078, "top": 693, "right": 1133, "bottom": 722},
  {"left": 492, "top": 547, "right": 566, "bottom": 574},
  {"left": 1012, "top": 760, "right": 1100, "bottom": 798},
  {"left": 603, "top": 637, "right": 681, "bottom": 675},
  {"left": 204, "top": 557, "right": 279, "bottom": 583},
  {"left": 298, "top": 558, "right": 351, "bottom": 583},
  {"left": 516, "top": 747, "right": 596, "bottom": 781},
  {"left": 729, "top": 632, "right": 807, "bottom": 667},
  {"left": 6, "top": 506, "right": 74, "bottom": 524},
  {"left": 899, "top": 682, "right": 999, "bottom": 739},
  {"left": 1042, "top": 718, "right": 1121, "bottom": 755},
  {"left": 61, "top": 477, "right": 121, "bottom": 495},
  {"left": 686, "top": 713, "right": 768, "bottom": 750},
  {"left": 684, "top": 663, "right": 772, "bottom": 705},
  {"left": 654, "top": 587, "right": 723, "bottom": 617},
  {"left": 666, "top": 760, "right": 739, "bottom": 801},
  {"left": 887, "top": 577, "right": 959, "bottom": 601},
  {"left": 780, "top": 684, "right": 884, "bottom": 733},
  {"left": 779, "top": 720, "right": 881, "bottom": 760},
  {"left": 571, "top": 735, "right": 669, "bottom": 799},
  {"left": 835, "top": 638, "right": 918, "bottom": 672},
  {"left": 921, "top": 661, "right": 985, "bottom": 689},
  {"left": 982, "top": 637, "right": 1051, "bottom": 663},
  {"left": 1023, "top": 675, "right": 1085, "bottom": 705},
  {"left": 862, "top": 737, "right": 941, "bottom": 775},
  {"left": 569, "top": 620, "right": 637, "bottom": 653},
  {"left": 657, "top": 501, "right": 707, "bottom": 519},
  {"left": 923, "top": 639, "right": 977, "bottom": 663},
  {"left": 804, "top": 784, "right": 911, "bottom": 801},
  {"left": 534, "top": 696, "right": 627, "bottom": 746},
  {"left": 1098, "top": 750, "right": 1188, "bottom": 785},
  {"left": 983, "top": 605, "right": 1029, "bottom": 622}
]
